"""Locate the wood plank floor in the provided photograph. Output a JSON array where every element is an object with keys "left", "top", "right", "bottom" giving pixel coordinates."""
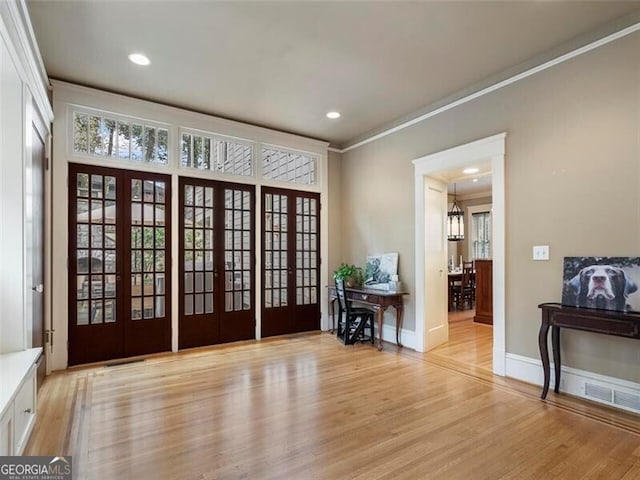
[
  {"left": 26, "top": 332, "right": 640, "bottom": 480},
  {"left": 429, "top": 309, "right": 493, "bottom": 371}
]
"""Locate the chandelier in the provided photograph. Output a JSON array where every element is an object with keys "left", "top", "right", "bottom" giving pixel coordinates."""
[{"left": 447, "top": 183, "right": 464, "bottom": 241}]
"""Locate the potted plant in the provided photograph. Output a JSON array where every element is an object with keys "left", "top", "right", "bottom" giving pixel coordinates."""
[{"left": 333, "top": 263, "right": 364, "bottom": 288}]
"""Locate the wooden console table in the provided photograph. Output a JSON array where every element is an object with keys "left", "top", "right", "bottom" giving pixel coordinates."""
[
  {"left": 328, "top": 286, "right": 408, "bottom": 351},
  {"left": 538, "top": 302, "right": 640, "bottom": 399}
]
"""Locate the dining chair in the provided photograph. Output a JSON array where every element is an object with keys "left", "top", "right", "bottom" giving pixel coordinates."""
[{"left": 452, "top": 261, "right": 475, "bottom": 310}]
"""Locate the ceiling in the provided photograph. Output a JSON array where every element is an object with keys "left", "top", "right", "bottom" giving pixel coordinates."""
[
  {"left": 27, "top": 1, "right": 640, "bottom": 148},
  {"left": 439, "top": 161, "right": 492, "bottom": 198}
]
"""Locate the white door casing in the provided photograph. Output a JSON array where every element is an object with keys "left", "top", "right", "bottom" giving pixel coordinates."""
[{"left": 413, "top": 133, "right": 506, "bottom": 375}]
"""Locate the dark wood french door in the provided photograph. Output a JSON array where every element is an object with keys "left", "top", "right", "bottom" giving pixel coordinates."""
[
  {"left": 261, "top": 187, "right": 320, "bottom": 337},
  {"left": 68, "top": 164, "right": 171, "bottom": 365},
  {"left": 178, "top": 177, "right": 255, "bottom": 349}
]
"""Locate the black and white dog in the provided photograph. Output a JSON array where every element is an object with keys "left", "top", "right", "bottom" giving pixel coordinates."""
[{"left": 566, "top": 265, "right": 638, "bottom": 311}]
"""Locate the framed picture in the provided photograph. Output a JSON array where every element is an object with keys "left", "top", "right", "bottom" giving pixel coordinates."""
[
  {"left": 364, "top": 252, "right": 398, "bottom": 290},
  {"left": 562, "top": 256, "right": 640, "bottom": 313}
]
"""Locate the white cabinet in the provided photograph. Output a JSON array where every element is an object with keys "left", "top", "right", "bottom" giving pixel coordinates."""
[
  {"left": 0, "top": 403, "right": 13, "bottom": 455},
  {"left": 13, "top": 367, "right": 36, "bottom": 454},
  {"left": 0, "top": 349, "right": 40, "bottom": 455}
]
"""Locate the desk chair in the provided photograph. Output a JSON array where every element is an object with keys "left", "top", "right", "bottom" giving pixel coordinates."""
[{"left": 335, "top": 279, "right": 375, "bottom": 345}]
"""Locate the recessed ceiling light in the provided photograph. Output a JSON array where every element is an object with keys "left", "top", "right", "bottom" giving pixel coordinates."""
[
  {"left": 472, "top": 178, "right": 479, "bottom": 183},
  {"left": 326, "top": 111, "right": 341, "bottom": 119},
  {"left": 128, "top": 53, "right": 150, "bottom": 66},
  {"left": 463, "top": 167, "right": 479, "bottom": 174}
]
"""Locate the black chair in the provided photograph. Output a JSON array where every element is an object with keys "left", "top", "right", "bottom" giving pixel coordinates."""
[
  {"left": 452, "top": 261, "right": 475, "bottom": 310},
  {"left": 335, "top": 278, "right": 375, "bottom": 345}
]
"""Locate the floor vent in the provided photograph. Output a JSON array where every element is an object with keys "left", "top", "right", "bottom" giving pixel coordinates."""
[
  {"left": 613, "top": 390, "right": 640, "bottom": 412},
  {"left": 584, "top": 382, "right": 612, "bottom": 403},
  {"left": 105, "top": 358, "right": 146, "bottom": 368},
  {"left": 584, "top": 382, "right": 640, "bottom": 414}
]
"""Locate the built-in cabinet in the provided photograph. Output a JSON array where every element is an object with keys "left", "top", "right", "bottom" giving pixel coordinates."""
[{"left": 0, "top": 349, "right": 40, "bottom": 455}]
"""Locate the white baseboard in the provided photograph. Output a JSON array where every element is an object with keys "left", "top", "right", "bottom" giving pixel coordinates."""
[
  {"left": 381, "top": 323, "right": 418, "bottom": 350},
  {"left": 506, "top": 353, "right": 640, "bottom": 414}
]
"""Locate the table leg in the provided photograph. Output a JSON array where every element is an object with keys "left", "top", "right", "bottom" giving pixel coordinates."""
[
  {"left": 376, "top": 306, "right": 384, "bottom": 351},
  {"left": 329, "top": 297, "right": 336, "bottom": 334},
  {"left": 395, "top": 304, "right": 404, "bottom": 348},
  {"left": 538, "top": 317, "right": 551, "bottom": 399},
  {"left": 552, "top": 325, "right": 561, "bottom": 394}
]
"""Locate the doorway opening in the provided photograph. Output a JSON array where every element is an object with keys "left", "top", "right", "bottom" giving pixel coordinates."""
[
  {"left": 441, "top": 172, "right": 493, "bottom": 371},
  {"left": 413, "top": 133, "right": 506, "bottom": 376}
]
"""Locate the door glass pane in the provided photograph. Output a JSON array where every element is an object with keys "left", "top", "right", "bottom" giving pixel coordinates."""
[
  {"left": 104, "top": 299, "right": 116, "bottom": 323},
  {"left": 225, "top": 186, "right": 253, "bottom": 312},
  {"left": 296, "top": 196, "right": 319, "bottom": 306},
  {"left": 263, "top": 191, "right": 284, "bottom": 311},
  {"left": 130, "top": 175, "right": 169, "bottom": 321},
  {"left": 77, "top": 300, "right": 89, "bottom": 325}
]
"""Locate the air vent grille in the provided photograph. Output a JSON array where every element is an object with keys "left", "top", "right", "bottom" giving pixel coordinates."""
[
  {"left": 584, "top": 383, "right": 612, "bottom": 402},
  {"left": 613, "top": 390, "right": 640, "bottom": 411}
]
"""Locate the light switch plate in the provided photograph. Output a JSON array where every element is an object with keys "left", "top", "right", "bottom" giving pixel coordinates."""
[{"left": 533, "top": 245, "right": 549, "bottom": 261}]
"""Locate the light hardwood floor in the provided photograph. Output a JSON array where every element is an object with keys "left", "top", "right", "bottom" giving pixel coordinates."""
[
  {"left": 429, "top": 309, "right": 493, "bottom": 371},
  {"left": 26, "top": 332, "right": 640, "bottom": 480}
]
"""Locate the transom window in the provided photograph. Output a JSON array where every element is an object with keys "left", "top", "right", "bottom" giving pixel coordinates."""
[
  {"left": 181, "top": 131, "right": 253, "bottom": 176},
  {"left": 73, "top": 111, "right": 169, "bottom": 164},
  {"left": 262, "top": 147, "right": 317, "bottom": 185}
]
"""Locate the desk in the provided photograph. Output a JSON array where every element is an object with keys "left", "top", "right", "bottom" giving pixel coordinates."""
[
  {"left": 538, "top": 302, "right": 640, "bottom": 399},
  {"left": 328, "top": 286, "right": 408, "bottom": 351}
]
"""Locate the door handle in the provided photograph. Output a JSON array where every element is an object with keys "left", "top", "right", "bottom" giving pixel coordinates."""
[{"left": 32, "top": 284, "right": 44, "bottom": 293}]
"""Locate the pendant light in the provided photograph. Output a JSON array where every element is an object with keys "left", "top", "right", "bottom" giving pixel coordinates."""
[{"left": 447, "top": 183, "right": 464, "bottom": 241}]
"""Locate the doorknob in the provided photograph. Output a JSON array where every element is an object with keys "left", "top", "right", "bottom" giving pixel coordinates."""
[{"left": 32, "top": 284, "right": 43, "bottom": 293}]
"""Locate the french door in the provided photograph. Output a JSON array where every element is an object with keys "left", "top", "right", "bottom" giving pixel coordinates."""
[
  {"left": 178, "top": 177, "right": 255, "bottom": 349},
  {"left": 68, "top": 164, "right": 171, "bottom": 365},
  {"left": 261, "top": 187, "right": 320, "bottom": 337}
]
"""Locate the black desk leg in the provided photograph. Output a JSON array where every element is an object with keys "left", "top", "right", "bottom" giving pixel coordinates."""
[
  {"left": 538, "top": 319, "right": 551, "bottom": 399},
  {"left": 329, "top": 298, "right": 336, "bottom": 334},
  {"left": 552, "top": 325, "right": 561, "bottom": 394}
]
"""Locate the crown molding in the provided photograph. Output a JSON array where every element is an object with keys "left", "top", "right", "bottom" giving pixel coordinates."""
[
  {"left": 334, "top": 20, "right": 640, "bottom": 154},
  {"left": 0, "top": 0, "right": 53, "bottom": 122}
]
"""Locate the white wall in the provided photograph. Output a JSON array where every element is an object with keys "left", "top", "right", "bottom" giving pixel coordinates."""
[
  {"left": 339, "top": 32, "right": 640, "bottom": 383},
  {"left": 0, "top": 35, "right": 25, "bottom": 352}
]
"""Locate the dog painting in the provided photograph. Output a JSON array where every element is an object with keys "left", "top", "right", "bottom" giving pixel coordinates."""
[{"left": 562, "top": 257, "right": 640, "bottom": 312}]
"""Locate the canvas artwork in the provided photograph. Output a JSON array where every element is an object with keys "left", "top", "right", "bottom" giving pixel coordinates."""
[
  {"left": 562, "top": 257, "right": 640, "bottom": 313},
  {"left": 364, "top": 252, "right": 399, "bottom": 290}
]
